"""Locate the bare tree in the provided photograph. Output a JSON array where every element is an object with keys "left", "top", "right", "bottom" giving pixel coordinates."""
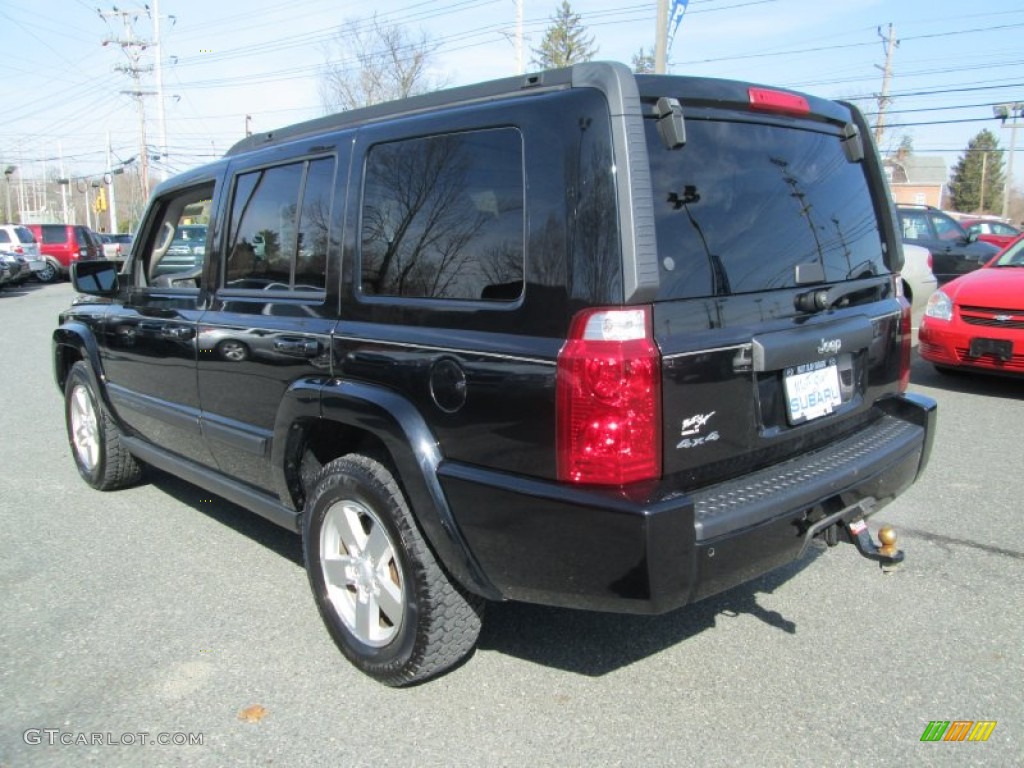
[
  {"left": 319, "top": 14, "right": 445, "bottom": 113},
  {"left": 361, "top": 135, "right": 487, "bottom": 299}
]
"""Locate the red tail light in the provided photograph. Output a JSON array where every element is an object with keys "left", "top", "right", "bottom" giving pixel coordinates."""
[
  {"left": 556, "top": 307, "right": 661, "bottom": 485},
  {"left": 899, "top": 296, "right": 912, "bottom": 393}
]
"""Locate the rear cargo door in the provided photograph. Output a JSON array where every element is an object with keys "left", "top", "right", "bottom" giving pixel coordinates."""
[{"left": 642, "top": 93, "right": 904, "bottom": 488}]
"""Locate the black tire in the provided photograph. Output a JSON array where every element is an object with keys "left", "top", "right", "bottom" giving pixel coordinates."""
[
  {"left": 35, "top": 259, "right": 60, "bottom": 283},
  {"left": 64, "top": 362, "right": 143, "bottom": 490},
  {"left": 302, "top": 454, "right": 484, "bottom": 686}
]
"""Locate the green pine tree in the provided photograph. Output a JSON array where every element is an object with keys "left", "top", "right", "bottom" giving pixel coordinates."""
[
  {"left": 632, "top": 47, "right": 655, "bottom": 74},
  {"left": 948, "top": 129, "right": 1005, "bottom": 214},
  {"left": 531, "top": 1, "right": 598, "bottom": 69}
]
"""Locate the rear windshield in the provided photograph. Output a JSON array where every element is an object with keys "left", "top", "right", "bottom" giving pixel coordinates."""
[
  {"left": 645, "top": 115, "right": 887, "bottom": 300},
  {"left": 13, "top": 226, "right": 35, "bottom": 243}
]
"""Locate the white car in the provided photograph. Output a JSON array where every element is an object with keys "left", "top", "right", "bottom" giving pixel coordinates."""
[
  {"left": 900, "top": 242, "right": 938, "bottom": 315},
  {"left": 0, "top": 224, "right": 45, "bottom": 278},
  {"left": 99, "top": 233, "right": 133, "bottom": 262}
]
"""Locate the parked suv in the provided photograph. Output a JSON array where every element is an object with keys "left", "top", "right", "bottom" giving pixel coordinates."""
[
  {"left": 895, "top": 204, "right": 999, "bottom": 284},
  {"left": 27, "top": 223, "right": 103, "bottom": 282},
  {"left": 54, "top": 62, "right": 936, "bottom": 686},
  {"left": 0, "top": 224, "right": 45, "bottom": 279}
]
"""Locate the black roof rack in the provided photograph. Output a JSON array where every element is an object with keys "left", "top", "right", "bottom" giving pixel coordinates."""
[{"left": 226, "top": 67, "right": 581, "bottom": 157}]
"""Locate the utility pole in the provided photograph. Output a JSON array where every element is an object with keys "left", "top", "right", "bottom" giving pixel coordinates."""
[
  {"left": 106, "top": 133, "right": 118, "bottom": 233},
  {"left": 654, "top": 0, "right": 668, "bottom": 74},
  {"left": 58, "top": 144, "right": 68, "bottom": 224},
  {"left": 979, "top": 152, "right": 987, "bottom": 213},
  {"left": 100, "top": 7, "right": 161, "bottom": 200},
  {"left": 994, "top": 102, "right": 1024, "bottom": 220},
  {"left": 515, "top": 0, "right": 524, "bottom": 74},
  {"left": 152, "top": 0, "right": 171, "bottom": 182},
  {"left": 873, "top": 24, "right": 898, "bottom": 146}
]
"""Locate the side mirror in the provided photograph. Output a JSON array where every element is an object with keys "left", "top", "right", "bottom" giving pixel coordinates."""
[
  {"left": 965, "top": 230, "right": 979, "bottom": 244},
  {"left": 71, "top": 260, "right": 120, "bottom": 297}
]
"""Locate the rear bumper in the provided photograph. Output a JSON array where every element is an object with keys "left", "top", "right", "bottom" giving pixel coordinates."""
[{"left": 441, "top": 394, "right": 936, "bottom": 614}]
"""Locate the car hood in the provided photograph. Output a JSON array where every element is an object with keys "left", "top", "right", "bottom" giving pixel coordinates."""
[{"left": 946, "top": 267, "right": 1024, "bottom": 309}]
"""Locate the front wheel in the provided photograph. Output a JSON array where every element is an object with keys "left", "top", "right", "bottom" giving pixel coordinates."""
[
  {"left": 64, "top": 362, "right": 142, "bottom": 490},
  {"left": 302, "top": 454, "right": 483, "bottom": 686}
]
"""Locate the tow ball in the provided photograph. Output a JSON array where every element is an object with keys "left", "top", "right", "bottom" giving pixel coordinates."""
[{"left": 846, "top": 519, "right": 903, "bottom": 573}]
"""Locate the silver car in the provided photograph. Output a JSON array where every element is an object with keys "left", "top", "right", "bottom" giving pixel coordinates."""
[{"left": 0, "top": 225, "right": 45, "bottom": 279}]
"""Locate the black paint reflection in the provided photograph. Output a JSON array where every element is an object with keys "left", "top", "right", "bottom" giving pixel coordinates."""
[{"left": 360, "top": 128, "right": 525, "bottom": 301}]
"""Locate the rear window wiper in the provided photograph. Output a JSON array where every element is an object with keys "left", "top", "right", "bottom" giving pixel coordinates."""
[{"left": 794, "top": 277, "right": 887, "bottom": 313}]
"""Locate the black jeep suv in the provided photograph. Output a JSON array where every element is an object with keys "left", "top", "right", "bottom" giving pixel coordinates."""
[{"left": 54, "top": 62, "right": 936, "bottom": 686}]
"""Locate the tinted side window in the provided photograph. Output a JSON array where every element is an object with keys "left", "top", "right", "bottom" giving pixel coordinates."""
[
  {"left": 930, "top": 212, "right": 963, "bottom": 241},
  {"left": 360, "top": 128, "right": 525, "bottom": 301},
  {"left": 225, "top": 157, "right": 334, "bottom": 292},
  {"left": 0, "top": 231, "right": 8, "bottom": 244},
  {"left": 898, "top": 211, "right": 931, "bottom": 242},
  {"left": 647, "top": 117, "right": 889, "bottom": 299},
  {"left": 40, "top": 226, "right": 66, "bottom": 244}
]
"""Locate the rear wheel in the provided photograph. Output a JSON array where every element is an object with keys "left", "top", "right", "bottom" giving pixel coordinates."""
[
  {"left": 217, "top": 338, "right": 250, "bottom": 362},
  {"left": 64, "top": 362, "right": 142, "bottom": 490},
  {"left": 35, "top": 259, "right": 60, "bottom": 283},
  {"left": 302, "top": 454, "right": 483, "bottom": 686}
]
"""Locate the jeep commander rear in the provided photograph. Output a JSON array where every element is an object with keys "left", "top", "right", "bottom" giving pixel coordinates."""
[{"left": 54, "top": 62, "right": 936, "bottom": 686}]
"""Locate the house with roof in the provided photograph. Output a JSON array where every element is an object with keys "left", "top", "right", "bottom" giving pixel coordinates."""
[{"left": 882, "top": 153, "right": 947, "bottom": 208}]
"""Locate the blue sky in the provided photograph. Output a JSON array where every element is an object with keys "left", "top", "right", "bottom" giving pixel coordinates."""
[{"left": 2, "top": 0, "right": 1023, "bottom": 191}]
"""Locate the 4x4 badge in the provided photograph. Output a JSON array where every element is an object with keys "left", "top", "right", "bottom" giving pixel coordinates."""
[{"left": 677, "top": 411, "right": 719, "bottom": 449}]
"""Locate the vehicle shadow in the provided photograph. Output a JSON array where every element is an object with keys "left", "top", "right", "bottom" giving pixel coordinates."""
[
  {"left": 910, "top": 352, "right": 1022, "bottom": 399},
  {"left": 476, "top": 549, "right": 819, "bottom": 677},
  {"left": 145, "top": 467, "right": 305, "bottom": 567},
  {"left": 143, "top": 466, "right": 819, "bottom": 678},
  {"left": 0, "top": 279, "right": 53, "bottom": 297}
]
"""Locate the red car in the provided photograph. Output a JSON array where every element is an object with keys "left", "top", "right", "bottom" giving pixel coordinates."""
[
  {"left": 919, "top": 233, "right": 1024, "bottom": 376},
  {"left": 961, "top": 218, "right": 1021, "bottom": 249},
  {"left": 25, "top": 224, "right": 103, "bottom": 282}
]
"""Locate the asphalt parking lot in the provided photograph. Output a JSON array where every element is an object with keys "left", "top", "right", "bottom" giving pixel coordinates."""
[{"left": 1, "top": 281, "right": 1021, "bottom": 767}]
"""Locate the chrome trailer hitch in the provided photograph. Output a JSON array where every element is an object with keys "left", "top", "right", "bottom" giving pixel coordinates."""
[{"left": 800, "top": 497, "right": 904, "bottom": 572}]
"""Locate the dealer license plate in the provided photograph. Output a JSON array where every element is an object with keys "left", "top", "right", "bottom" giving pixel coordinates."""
[
  {"left": 968, "top": 338, "right": 1012, "bottom": 361},
  {"left": 784, "top": 361, "right": 843, "bottom": 424}
]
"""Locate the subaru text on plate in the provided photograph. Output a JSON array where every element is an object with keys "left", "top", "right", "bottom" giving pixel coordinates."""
[{"left": 54, "top": 62, "right": 936, "bottom": 686}]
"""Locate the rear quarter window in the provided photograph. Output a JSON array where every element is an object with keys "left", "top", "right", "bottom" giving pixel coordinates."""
[
  {"left": 40, "top": 226, "right": 68, "bottom": 244},
  {"left": 359, "top": 127, "right": 525, "bottom": 302},
  {"left": 646, "top": 117, "right": 888, "bottom": 300}
]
